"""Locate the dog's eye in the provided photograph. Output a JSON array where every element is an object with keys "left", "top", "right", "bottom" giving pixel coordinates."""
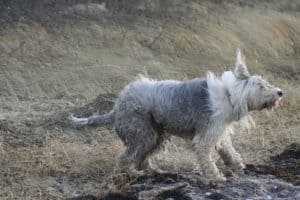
[{"left": 260, "top": 85, "right": 265, "bottom": 89}]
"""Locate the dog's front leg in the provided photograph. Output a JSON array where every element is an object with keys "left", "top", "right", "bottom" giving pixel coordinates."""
[
  {"left": 217, "top": 134, "right": 245, "bottom": 173},
  {"left": 192, "top": 130, "right": 226, "bottom": 182}
]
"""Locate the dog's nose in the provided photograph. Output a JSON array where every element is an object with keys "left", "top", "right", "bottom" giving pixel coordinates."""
[{"left": 277, "top": 91, "right": 283, "bottom": 97}]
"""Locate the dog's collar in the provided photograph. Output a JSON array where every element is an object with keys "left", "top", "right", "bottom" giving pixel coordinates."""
[
  {"left": 225, "top": 78, "right": 248, "bottom": 109},
  {"left": 225, "top": 88, "right": 234, "bottom": 108}
]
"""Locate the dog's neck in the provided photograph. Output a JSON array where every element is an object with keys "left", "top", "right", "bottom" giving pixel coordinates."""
[{"left": 222, "top": 72, "right": 249, "bottom": 121}]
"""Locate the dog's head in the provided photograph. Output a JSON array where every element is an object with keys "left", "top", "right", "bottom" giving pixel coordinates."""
[{"left": 223, "top": 50, "right": 283, "bottom": 120}]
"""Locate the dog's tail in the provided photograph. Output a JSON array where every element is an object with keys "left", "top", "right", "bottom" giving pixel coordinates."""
[{"left": 69, "top": 110, "right": 115, "bottom": 127}]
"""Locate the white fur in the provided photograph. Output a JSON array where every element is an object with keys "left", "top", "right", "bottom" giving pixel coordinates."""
[{"left": 70, "top": 115, "right": 88, "bottom": 125}]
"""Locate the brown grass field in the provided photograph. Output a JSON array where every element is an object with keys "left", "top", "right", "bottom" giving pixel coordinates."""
[{"left": 0, "top": 1, "right": 299, "bottom": 199}]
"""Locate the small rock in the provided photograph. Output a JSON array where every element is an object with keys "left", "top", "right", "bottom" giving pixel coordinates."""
[
  {"left": 295, "top": 192, "right": 300, "bottom": 199},
  {"left": 278, "top": 189, "right": 290, "bottom": 198},
  {"left": 205, "top": 192, "right": 212, "bottom": 196}
]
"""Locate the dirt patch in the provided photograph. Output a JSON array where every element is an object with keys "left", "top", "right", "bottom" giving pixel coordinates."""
[
  {"left": 70, "top": 93, "right": 117, "bottom": 118},
  {"left": 75, "top": 172, "right": 300, "bottom": 199},
  {"left": 72, "top": 144, "right": 300, "bottom": 200},
  {"left": 69, "top": 193, "right": 138, "bottom": 200},
  {"left": 246, "top": 143, "right": 300, "bottom": 185}
]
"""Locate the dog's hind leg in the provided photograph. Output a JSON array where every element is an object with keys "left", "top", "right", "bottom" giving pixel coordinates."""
[
  {"left": 116, "top": 113, "right": 164, "bottom": 174},
  {"left": 137, "top": 134, "right": 167, "bottom": 173}
]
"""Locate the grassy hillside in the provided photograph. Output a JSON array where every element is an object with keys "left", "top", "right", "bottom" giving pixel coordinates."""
[{"left": 0, "top": 1, "right": 299, "bottom": 199}]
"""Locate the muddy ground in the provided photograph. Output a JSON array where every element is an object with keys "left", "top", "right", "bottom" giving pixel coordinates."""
[{"left": 70, "top": 143, "right": 300, "bottom": 200}]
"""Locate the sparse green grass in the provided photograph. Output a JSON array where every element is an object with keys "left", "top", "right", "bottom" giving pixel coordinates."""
[{"left": 0, "top": 1, "right": 299, "bottom": 199}]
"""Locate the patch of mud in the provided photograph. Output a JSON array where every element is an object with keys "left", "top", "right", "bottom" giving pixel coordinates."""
[
  {"left": 73, "top": 172, "right": 300, "bottom": 200},
  {"left": 69, "top": 193, "right": 137, "bottom": 200},
  {"left": 71, "top": 144, "right": 300, "bottom": 200},
  {"left": 246, "top": 143, "right": 300, "bottom": 185}
]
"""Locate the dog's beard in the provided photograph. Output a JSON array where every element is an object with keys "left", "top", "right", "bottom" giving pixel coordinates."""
[{"left": 261, "top": 97, "right": 282, "bottom": 110}]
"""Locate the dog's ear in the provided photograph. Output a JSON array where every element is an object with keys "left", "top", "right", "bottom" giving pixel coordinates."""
[{"left": 234, "top": 49, "right": 250, "bottom": 80}]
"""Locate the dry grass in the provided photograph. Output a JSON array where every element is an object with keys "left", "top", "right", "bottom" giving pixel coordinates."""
[{"left": 0, "top": 1, "right": 299, "bottom": 199}]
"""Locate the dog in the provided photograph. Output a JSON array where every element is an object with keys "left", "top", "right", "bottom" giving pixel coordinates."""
[{"left": 70, "top": 50, "right": 283, "bottom": 182}]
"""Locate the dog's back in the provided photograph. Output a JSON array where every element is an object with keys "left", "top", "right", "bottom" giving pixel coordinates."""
[{"left": 114, "top": 77, "right": 212, "bottom": 136}]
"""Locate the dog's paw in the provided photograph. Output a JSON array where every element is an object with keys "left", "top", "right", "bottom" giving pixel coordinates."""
[
  {"left": 147, "top": 167, "right": 168, "bottom": 174},
  {"left": 199, "top": 164, "right": 227, "bottom": 183},
  {"left": 209, "top": 174, "right": 227, "bottom": 182},
  {"left": 231, "top": 161, "right": 245, "bottom": 171},
  {"left": 125, "top": 168, "right": 146, "bottom": 176},
  {"left": 201, "top": 174, "right": 227, "bottom": 185},
  {"left": 226, "top": 161, "right": 245, "bottom": 176}
]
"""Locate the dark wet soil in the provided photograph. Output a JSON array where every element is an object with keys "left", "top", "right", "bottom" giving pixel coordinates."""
[
  {"left": 246, "top": 142, "right": 300, "bottom": 185},
  {"left": 68, "top": 193, "right": 138, "bottom": 200},
  {"left": 70, "top": 143, "right": 300, "bottom": 200}
]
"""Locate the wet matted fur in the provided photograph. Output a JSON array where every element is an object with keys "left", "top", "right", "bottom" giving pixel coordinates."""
[{"left": 70, "top": 50, "right": 283, "bottom": 182}]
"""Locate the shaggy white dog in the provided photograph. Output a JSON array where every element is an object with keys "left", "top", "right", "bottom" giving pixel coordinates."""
[{"left": 71, "top": 50, "right": 283, "bottom": 182}]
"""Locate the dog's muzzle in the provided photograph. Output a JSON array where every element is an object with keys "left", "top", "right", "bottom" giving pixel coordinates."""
[{"left": 262, "top": 95, "right": 282, "bottom": 110}]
